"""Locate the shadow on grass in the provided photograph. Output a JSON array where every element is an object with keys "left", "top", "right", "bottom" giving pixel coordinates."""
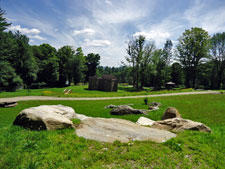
[{"left": 118, "top": 86, "right": 151, "bottom": 92}]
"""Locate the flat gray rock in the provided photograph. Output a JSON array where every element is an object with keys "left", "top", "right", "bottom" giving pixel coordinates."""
[
  {"left": 110, "top": 105, "right": 147, "bottom": 115},
  {"left": 76, "top": 118, "right": 176, "bottom": 143}
]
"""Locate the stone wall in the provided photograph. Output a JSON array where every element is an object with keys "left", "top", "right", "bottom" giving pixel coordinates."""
[{"left": 88, "top": 75, "right": 118, "bottom": 92}]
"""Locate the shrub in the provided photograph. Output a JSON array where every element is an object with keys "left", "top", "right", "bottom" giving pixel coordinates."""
[{"left": 144, "top": 97, "right": 148, "bottom": 105}]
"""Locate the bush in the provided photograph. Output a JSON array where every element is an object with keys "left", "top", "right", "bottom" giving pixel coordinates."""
[
  {"left": 0, "top": 62, "right": 23, "bottom": 91},
  {"left": 144, "top": 97, "right": 148, "bottom": 105}
]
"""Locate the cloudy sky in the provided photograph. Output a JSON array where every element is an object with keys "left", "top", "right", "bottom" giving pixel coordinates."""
[{"left": 1, "top": 0, "right": 225, "bottom": 66}]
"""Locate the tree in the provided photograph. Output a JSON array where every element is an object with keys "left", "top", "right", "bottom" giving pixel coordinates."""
[
  {"left": 85, "top": 53, "right": 100, "bottom": 81},
  {"left": 13, "top": 32, "right": 38, "bottom": 87},
  {"left": 171, "top": 62, "right": 184, "bottom": 86},
  {"left": 73, "top": 47, "right": 86, "bottom": 84},
  {"left": 162, "top": 40, "right": 173, "bottom": 84},
  {"left": 57, "top": 46, "right": 75, "bottom": 86},
  {"left": 34, "top": 44, "right": 58, "bottom": 87},
  {"left": 125, "top": 35, "right": 155, "bottom": 89},
  {"left": 0, "top": 8, "right": 11, "bottom": 32},
  {"left": 211, "top": 32, "right": 225, "bottom": 89},
  {"left": 176, "top": 27, "right": 210, "bottom": 88},
  {"left": 0, "top": 61, "right": 23, "bottom": 91}
]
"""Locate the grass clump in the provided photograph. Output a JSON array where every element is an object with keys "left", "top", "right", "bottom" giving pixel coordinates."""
[{"left": 71, "top": 118, "right": 81, "bottom": 127}]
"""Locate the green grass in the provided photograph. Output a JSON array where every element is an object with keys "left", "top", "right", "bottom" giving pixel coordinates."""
[
  {"left": 0, "top": 85, "right": 195, "bottom": 98},
  {"left": 0, "top": 94, "right": 224, "bottom": 168}
]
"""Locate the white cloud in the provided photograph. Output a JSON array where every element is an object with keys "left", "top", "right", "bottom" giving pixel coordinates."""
[
  {"left": 73, "top": 28, "right": 96, "bottom": 36},
  {"left": 8, "top": 25, "right": 40, "bottom": 34},
  {"left": 85, "top": 39, "right": 111, "bottom": 47},
  {"left": 28, "top": 35, "right": 46, "bottom": 40},
  {"left": 133, "top": 31, "right": 170, "bottom": 40},
  {"left": 105, "top": 0, "right": 112, "bottom": 6}
]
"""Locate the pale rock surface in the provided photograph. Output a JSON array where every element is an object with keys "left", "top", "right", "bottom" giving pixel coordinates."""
[
  {"left": 13, "top": 105, "right": 76, "bottom": 130},
  {"left": 152, "top": 118, "right": 211, "bottom": 133},
  {"left": 136, "top": 117, "right": 155, "bottom": 126},
  {"left": 76, "top": 118, "right": 176, "bottom": 143}
]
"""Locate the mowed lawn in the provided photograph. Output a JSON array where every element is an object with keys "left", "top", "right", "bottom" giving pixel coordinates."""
[
  {"left": 0, "top": 94, "right": 224, "bottom": 168},
  {"left": 0, "top": 85, "right": 195, "bottom": 98}
]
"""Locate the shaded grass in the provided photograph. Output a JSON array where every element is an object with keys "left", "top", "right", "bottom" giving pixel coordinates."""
[
  {"left": 0, "top": 94, "right": 225, "bottom": 168},
  {"left": 0, "top": 85, "right": 194, "bottom": 98}
]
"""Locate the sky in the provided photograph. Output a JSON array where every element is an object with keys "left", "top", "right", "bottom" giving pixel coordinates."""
[{"left": 1, "top": 0, "right": 225, "bottom": 66}]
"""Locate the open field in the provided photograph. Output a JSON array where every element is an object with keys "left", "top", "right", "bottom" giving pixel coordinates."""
[
  {"left": 0, "top": 94, "right": 225, "bottom": 168},
  {"left": 0, "top": 85, "right": 197, "bottom": 98}
]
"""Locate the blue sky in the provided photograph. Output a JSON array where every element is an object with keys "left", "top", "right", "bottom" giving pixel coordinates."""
[{"left": 1, "top": 0, "right": 225, "bottom": 66}]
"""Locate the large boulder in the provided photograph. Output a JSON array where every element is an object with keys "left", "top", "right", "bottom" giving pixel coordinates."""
[
  {"left": 152, "top": 118, "right": 211, "bottom": 133},
  {"left": 110, "top": 105, "right": 147, "bottom": 115},
  {"left": 13, "top": 105, "right": 76, "bottom": 130},
  {"left": 76, "top": 118, "right": 176, "bottom": 143},
  {"left": 162, "top": 107, "right": 181, "bottom": 120},
  {"left": 136, "top": 117, "right": 155, "bottom": 126}
]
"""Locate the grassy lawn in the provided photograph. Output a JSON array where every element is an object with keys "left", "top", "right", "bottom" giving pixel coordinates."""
[
  {"left": 0, "top": 94, "right": 224, "bottom": 168},
  {"left": 0, "top": 85, "right": 195, "bottom": 98}
]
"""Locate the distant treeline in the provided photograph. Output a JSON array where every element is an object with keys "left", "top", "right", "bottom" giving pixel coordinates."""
[
  {"left": 98, "top": 29, "right": 225, "bottom": 90},
  {"left": 0, "top": 8, "right": 101, "bottom": 91},
  {"left": 1, "top": 8, "right": 225, "bottom": 91}
]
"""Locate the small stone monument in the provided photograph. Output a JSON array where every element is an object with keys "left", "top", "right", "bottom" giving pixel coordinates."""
[{"left": 88, "top": 75, "right": 118, "bottom": 92}]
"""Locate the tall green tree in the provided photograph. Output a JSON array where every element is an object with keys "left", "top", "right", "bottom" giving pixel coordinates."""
[
  {"left": 34, "top": 44, "right": 59, "bottom": 87},
  {"left": 0, "top": 8, "right": 11, "bottom": 32},
  {"left": 162, "top": 39, "right": 173, "bottom": 84},
  {"left": 126, "top": 35, "right": 155, "bottom": 89},
  {"left": 73, "top": 47, "right": 86, "bottom": 84},
  {"left": 171, "top": 62, "right": 184, "bottom": 86},
  {"left": 176, "top": 27, "right": 210, "bottom": 88},
  {"left": 57, "top": 46, "right": 75, "bottom": 86},
  {"left": 211, "top": 32, "right": 225, "bottom": 89},
  {"left": 13, "top": 32, "right": 38, "bottom": 87},
  {"left": 85, "top": 53, "right": 100, "bottom": 81}
]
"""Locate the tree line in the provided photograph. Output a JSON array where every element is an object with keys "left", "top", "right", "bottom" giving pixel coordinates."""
[
  {"left": 1, "top": 7, "right": 225, "bottom": 91},
  {"left": 0, "top": 8, "right": 100, "bottom": 91},
  {"left": 118, "top": 27, "right": 225, "bottom": 90}
]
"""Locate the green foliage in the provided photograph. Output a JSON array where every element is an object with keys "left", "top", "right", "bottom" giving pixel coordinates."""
[
  {"left": 144, "top": 97, "right": 148, "bottom": 105},
  {"left": 57, "top": 46, "right": 75, "bottom": 86},
  {"left": 0, "top": 61, "right": 23, "bottom": 91},
  {"left": 210, "top": 32, "right": 225, "bottom": 89},
  {"left": 176, "top": 27, "right": 211, "bottom": 88},
  {"left": 126, "top": 35, "right": 156, "bottom": 89},
  {"left": 34, "top": 44, "right": 59, "bottom": 87},
  {"left": 73, "top": 47, "right": 86, "bottom": 84},
  {"left": 0, "top": 8, "right": 11, "bottom": 32},
  {"left": 71, "top": 118, "right": 81, "bottom": 127},
  {"left": 85, "top": 53, "right": 100, "bottom": 81}
]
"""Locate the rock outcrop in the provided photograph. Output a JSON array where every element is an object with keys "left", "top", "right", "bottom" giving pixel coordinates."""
[
  {"left": 13, "top": 105, "right": 76, "bottom": 130},
  {"left": 152, "top": 118, "right": 211, "bottom": 133},
  {"left": 110, "top": 105, "right": 147, "bottom": 115},
  {"left": 76, "top": 118, "right": 176, "bottom": 143},
  {"left": 162, "top": 107, "right": 181, "bottom": 120}
]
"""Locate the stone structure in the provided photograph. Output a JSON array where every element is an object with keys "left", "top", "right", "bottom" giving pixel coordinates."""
[{"left": 88, "top": 75, "right": 118, "bottom": 92}]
